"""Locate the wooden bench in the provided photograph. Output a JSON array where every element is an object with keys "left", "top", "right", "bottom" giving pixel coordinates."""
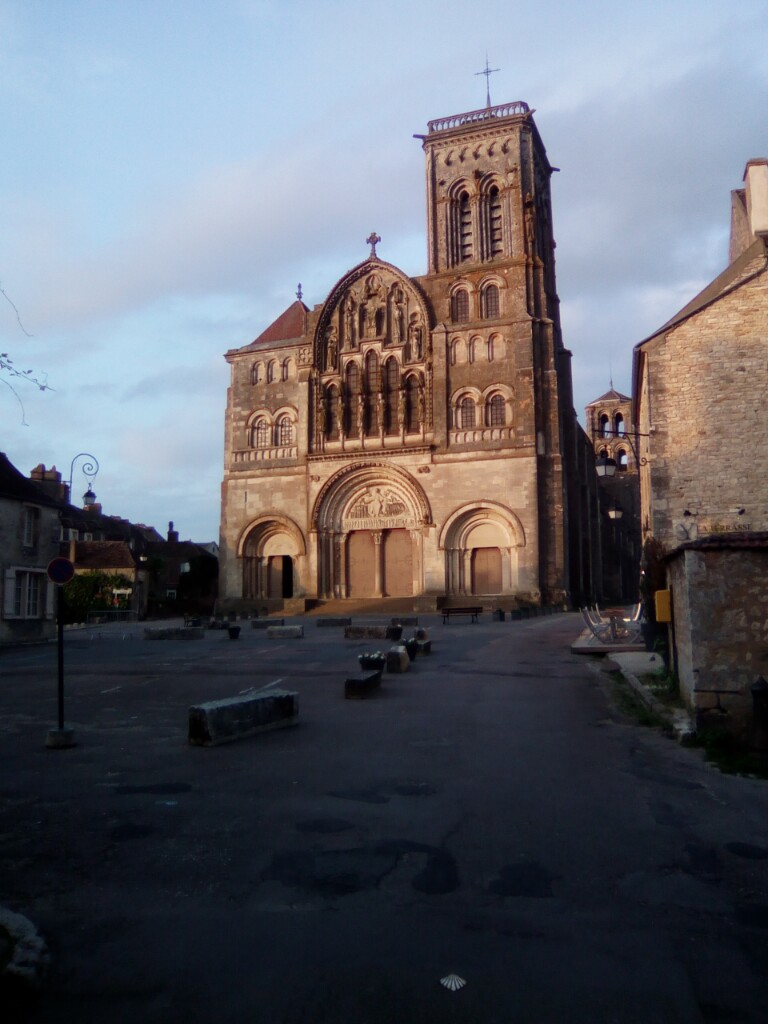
[{"left": 442, "top": 606, "right": 483, "bottom": 624}]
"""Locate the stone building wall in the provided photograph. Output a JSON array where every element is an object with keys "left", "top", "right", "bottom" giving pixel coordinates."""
[
  {"left": 637, "top": 262, "right": 768, "bottom": 549},
  {"left": 668, "top": 544, "right": 768, "bottom": 741}
]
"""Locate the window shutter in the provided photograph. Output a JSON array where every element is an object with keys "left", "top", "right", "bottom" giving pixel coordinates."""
[{"left": 3, "top": 569, "right": 16, "bottom": 618}]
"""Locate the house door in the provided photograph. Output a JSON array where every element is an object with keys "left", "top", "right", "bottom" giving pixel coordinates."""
[{"left": 471, "top": 547, "right": 502, "bottom": 595}]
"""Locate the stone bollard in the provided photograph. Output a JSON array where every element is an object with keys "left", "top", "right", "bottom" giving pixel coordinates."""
[
  {"left": 189, "top": 690, "right": 298, "bottom": 746},
  {"left": 386, "top": 645, "right": 410, "bottom": 673},
  {"left": 266, "top": 625, "right": 304, "bottom": 639}
]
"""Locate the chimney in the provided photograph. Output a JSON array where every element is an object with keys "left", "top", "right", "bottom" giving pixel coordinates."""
[
  {"left": 167, "top": 520, "right": 179, "bottom": 544},
  {"left": 29, "top": 464, "right": 68, "bottom": 503},
  {"left": 744, "top": 159, "right": 768, "bottom": 240}
]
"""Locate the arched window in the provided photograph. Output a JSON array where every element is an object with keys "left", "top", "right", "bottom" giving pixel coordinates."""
[
  {"left": 615, "top": 413, "right": 625, "bottom": 435},
  {"left": 459, "top": 396, "right": 476, "bottom": 429},
  {"left": 488, "top": 186, "right": 503, "bottom": 257},
  {"left": 452, "top": 289, "right": 469, "bottom": 323},
  {"left": 251, "top": 362, "right": 262, "bottom": 385},
  {"left": 345, "top": 362, "right": 361, "bottom": 437},
  {"left": 599, "top": 413, "right": 610, "bottom": 437},
  {"left": 482, "top": 284, "right": 500, "bottom": 319},
  {"left": 267, "top": 360, "right": 277, "bottom": 383},
  {"left": 327, "top": 385, "right": 341, "bottom": 440},
  {"left": 487, "top": 335, "right": 496, "bottom": 362},
  {"left": 617, "top": 448, "right": 629, "bottom": 472},
  {"left": 277, "top": 416, "right": 293, "bottom": 447},
  {"left": 252, "top": 418, "right": 270, "bottom": 448},
  {"left": 405, "top": 374, "right": 421, "bottom": 434},
  {"left": 384, "top": 359, "right": 400, "bottom": 435},
  {"left": 365, "top": 351, "right": 380, "bottom": 435},
  {"left": 281, "top": 359, "right": 291, "bottom": 382},
  {"left": 459, "top": 191, "right": 472, "bottom": 262},
  {"left": 487, "top": 394, "right": 505, "bottom": 427}
]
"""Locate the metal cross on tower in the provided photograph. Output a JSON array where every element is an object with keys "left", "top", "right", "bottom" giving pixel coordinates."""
[
  {"left": 475, "top": 55, "right": 500, "bottom": 108},
  {"left": 366, "top": 231, "right": 381, "bottom": 258}
]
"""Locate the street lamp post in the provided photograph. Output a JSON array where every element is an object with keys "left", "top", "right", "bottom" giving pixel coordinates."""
[
  {"left": 594, "top": 429, "right": 649, "bottom": 477},
  {"left": 68, "top": 453, "right": 99, "bottom": 506}
]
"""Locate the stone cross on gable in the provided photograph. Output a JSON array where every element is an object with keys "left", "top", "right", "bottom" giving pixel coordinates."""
[{"left": 366, "top": 231, "right": 381, "bottom": 258}]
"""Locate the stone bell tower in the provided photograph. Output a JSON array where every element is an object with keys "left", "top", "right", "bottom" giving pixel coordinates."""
[{"left": 415, "top": 101, "right": 575, "bottom": 604}]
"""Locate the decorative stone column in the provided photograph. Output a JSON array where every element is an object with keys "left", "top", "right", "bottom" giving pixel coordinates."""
[{"left": 372, "top": 531, "right": 384, "bottom": 598}]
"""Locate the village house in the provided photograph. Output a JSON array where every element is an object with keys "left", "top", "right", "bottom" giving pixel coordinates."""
[{"left": 632, "top": 158, "right": 768, "bottom": 741}]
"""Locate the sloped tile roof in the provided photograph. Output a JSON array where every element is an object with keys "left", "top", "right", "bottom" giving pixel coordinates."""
[
  {"left": 240, "top": 300, "right": 309, "bottom": 351},
  {"left": 73, "top": 541, "right": 137, "bottom": 572}
]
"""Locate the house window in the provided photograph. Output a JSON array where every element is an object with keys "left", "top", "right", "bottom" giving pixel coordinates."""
[
  {"left": 451, "top": 290, "right": 470, "bottom": 323},
  {"left": 482, "top": 285, "right": 499, "bottom": 319},
  {"left": 277, "top": 417, "right": 293, "bottom": 446},
  {"left": 22, "top": 506, "right": 40, "bottom": 548},
  {"left": 5, "top": 570, "right": 44, "bottom": 619},
  {"left": 487, "top": 394, "right": 505, "bottom": 426},
  {"left": 460, "top": 397, "right": 476, "bottom": 429}
]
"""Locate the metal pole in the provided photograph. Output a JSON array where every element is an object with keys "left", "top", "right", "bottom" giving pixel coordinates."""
[{"left": 57, "top": 585, "right": 65, "bottom": 730}]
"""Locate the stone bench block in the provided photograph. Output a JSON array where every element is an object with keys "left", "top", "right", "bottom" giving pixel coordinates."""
[
  {"left": 386, "top": 645, "right": 410, "bottom": 673},
  {"left": 316, "top": 617, "right": 352, "bottom": 627},
  {"left": 266, "top": 625, "right": 304, "bottom": 639},
  {"left": 189, "top": 690, "right": 298, "bottom": 746},
  {"left": 252, "top": 618, "right": 284, "bottom": 629},
  {"left": 144, "top": 627, "right": 204, "bottom": 641},
  {"left": 344, "top": 625, "right": 402, "bottom": 641},
  {"left": 344, "top": 670, "right": 383, "bottom": 699},
  {"left": 416, "top": 639, "right": 432, "bottom": 656}
]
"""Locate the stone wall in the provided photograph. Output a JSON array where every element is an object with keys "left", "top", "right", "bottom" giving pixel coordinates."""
[
  {"left": 637, "top": 261, "right": 768, "bottom": 551},
  {"left": 668, "top": 544, "right": 768, "bottom": 741}
]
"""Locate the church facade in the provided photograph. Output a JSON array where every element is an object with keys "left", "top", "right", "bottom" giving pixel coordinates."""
[{"left": 220, "top": 100, "right": 587, "bottom": 609}]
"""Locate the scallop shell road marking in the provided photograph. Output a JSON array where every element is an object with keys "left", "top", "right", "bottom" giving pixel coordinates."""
[{"left": 440, "top": 973, "right": 466, "bottom": 992}]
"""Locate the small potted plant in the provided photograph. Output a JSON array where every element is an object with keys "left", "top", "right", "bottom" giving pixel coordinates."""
[{"left": 358, "top": 651, "right": 385, "bottom": 671}]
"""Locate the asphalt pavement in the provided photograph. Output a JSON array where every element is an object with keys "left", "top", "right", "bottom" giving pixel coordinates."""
[{"left": 2, "top": 612, "right": 768, "bottom": 1023}]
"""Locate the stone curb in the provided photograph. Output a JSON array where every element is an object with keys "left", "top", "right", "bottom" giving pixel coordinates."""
[
  {"left": 590, "top": 658, "right": 694, "bottom": 741},
  {"left": 0, "top": 906, "right": 49, "bottom": 989}
]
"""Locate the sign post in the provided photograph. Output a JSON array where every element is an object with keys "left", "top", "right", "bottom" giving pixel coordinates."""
[{"left": 46, "top": 557, "right": 76, "bottom": 749}]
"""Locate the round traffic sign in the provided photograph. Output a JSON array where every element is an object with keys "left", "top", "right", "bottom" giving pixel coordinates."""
[{"left": 47, "top": 557, "right": 75, "bottom": 586}]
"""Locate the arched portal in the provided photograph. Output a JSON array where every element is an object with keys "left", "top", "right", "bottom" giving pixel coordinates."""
[
  {"left": 440, "top": 503, "right": 525, "bottom": 597},
  {"left": 312, "top": 464, "right": 430, "bottom": 599},
  {"left": 239, "top": 515, "right": 306, "bottom": 601}
]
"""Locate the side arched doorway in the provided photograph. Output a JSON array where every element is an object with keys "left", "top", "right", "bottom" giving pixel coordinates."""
[
  {"left": 313, "top": 465, "right": 430, "bottom": 599},
  {"left": 440, "top": 503, "right": 524, "bottom": 597},
  {"left": 240, "top": 516, "right": 305, "bottom": 601}
]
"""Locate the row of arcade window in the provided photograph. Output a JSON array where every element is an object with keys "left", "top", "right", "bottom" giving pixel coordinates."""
[
  {"left": 455, "top": 394, "right": 507, "bottom": 429},
  {"left": 451, "top": 185, "right": 504, "bottom": 265},
  {"left": 321, "top": 367, "right": 425, "bottom": 439},
  {"left": 599, "top": 412, "right": 625, "bottom": 436},
  {"left": 251, "top": 358, "right": 293, "bottom": 385},
  {"left": 451, "top": 283, "right": 499, "bottom": 323},
  {"left": 250, "top": 416, "right": 294, "bottom": 448},
  {"left": 597, "top": 446, "right": 629, "bottom": 471}
]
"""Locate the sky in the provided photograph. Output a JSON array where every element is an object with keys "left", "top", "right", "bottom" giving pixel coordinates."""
[{"left": 2, "top": 0, "right": 767, "bottom": 541}]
